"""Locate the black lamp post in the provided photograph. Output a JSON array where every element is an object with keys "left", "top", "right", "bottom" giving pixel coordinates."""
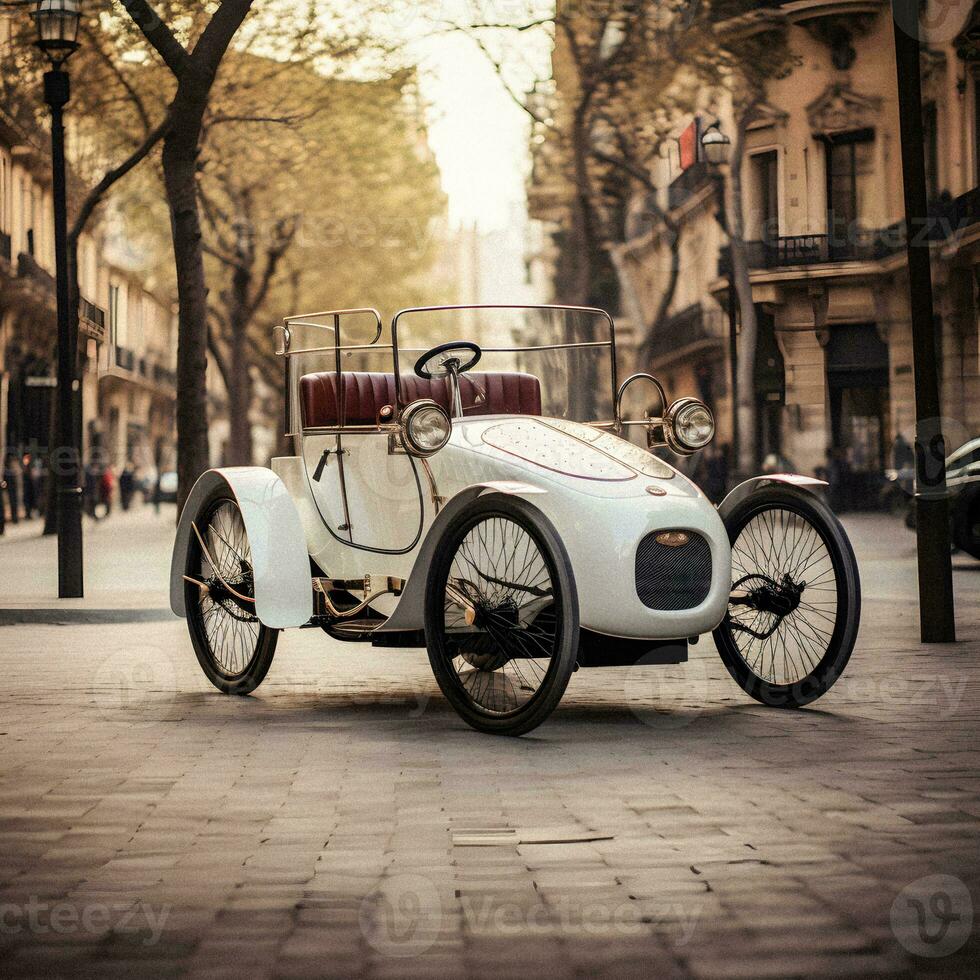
[
  {"left": 34, "top": 0, "right": 84, "bottom": 598},
  {"left": 890, "top": 0, "right": 955, "bottom": 642},
  {"left": 702, "top": 123, "right": 739, "bottom": 475}
]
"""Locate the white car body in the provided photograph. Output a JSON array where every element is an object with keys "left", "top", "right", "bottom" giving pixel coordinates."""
[{"left": 170, "top": 305, "right": 825, "bottom": 646}]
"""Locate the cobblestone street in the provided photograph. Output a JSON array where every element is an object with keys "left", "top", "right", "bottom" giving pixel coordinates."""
[{"left": 0, "top": 510, "right": 978, "bottom": 978}]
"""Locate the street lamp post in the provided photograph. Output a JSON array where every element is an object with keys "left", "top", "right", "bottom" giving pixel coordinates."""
[
  {"left": 701, "top": 124, "right": 739, "bottom": 476},
  {"left": 33, "top": 0, "right": 84, "bottom": 598},
  {"left": 889, "top": 0, "right": 955, "bottom": 642}
]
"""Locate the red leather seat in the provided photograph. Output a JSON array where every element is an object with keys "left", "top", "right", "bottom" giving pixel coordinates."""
[{"left": 300, "top": 371, "right": 542, "bottom": 428}]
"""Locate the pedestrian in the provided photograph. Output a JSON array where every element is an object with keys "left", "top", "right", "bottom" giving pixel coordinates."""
[
  {"left": 119, "top": 462, "right": 136, "bottom": 511},
  {"left": 3, "top": 452, "right": 21, "bottom": 524},
  {"left": 100, "top": 465, "right": 116, "bottom": 517},
  {"left": 83, "top": 462, "right": 100, "bottom": 519},
  {"left": 21, "top": 452, "right": 39, "bottom": 518},
  {"left": 892, "top": 432, "right": 914, "bottom": 471}
]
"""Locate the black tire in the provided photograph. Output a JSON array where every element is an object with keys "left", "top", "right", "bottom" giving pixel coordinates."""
[
  {"left": 712, "top": 486, "right": 860, "bottom": 708},
  {"left": 184, "top": 489, "right": 278, "bottom": 695},
  {"left": 952, "top": 485, "right": 980, "bottom": 560},
  {"left": 424, "top": 496, "right": 578, "bottom": 736}
]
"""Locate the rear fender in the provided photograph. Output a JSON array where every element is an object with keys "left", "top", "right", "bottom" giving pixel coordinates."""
[
  {"left": 718, "top": 474, "right": 828, "bottom": 524},
  {"left": 377, "top": 481, "right": 547, "bottom": 634},
  {"left": 169, "top": 467, "right": 313, "bottom": 628}
]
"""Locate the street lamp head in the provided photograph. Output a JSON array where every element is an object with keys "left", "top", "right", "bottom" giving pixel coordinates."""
[
  {"left": 701, "top": 124, "right": 732, "bottom": 166},
  {"left": 34, "top": 0, "right": 81, "bottom": 67}
]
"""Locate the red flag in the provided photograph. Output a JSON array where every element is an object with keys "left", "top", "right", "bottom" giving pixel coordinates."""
[{"left": 679, "top": 118, "right": 700, "bottom": 170}]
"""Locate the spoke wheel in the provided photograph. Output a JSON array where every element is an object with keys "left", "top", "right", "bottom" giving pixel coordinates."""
[
  {"left": 713, "top": 486, "right": 860, "bottom": 707},
  {"left": 425, "top": 496, "right": 578, "bottom": 736},
  {"left": 185, "top": 492, "right": 278, "bottom": 695}
]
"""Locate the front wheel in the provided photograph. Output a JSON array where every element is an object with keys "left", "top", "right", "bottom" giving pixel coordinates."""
[
  {"left": 424, "top": 496, "right": 579, "bottom": 736},
  {"left": 184, "top": 490, "right": 278, "bottom": 695},
  {"left": 713, "top": 486, "right": 860, "bottom": 708}
]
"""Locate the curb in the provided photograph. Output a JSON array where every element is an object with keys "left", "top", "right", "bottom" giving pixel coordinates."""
[{"left": 0, "top": 608, "right": 179, "bottom": 626}]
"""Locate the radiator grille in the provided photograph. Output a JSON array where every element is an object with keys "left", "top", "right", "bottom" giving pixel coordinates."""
[{"left": 635, "top": 531, "right": 712, "bottom": 611}]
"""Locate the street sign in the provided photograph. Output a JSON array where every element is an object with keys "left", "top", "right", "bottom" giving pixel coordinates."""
[{"left": 25, "top": 376, "right": 57, "bottom": 388}]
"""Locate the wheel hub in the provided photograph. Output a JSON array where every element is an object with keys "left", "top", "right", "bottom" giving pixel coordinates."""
[
  {"left": 470, "top": 596, "right": 519, "bottom": 631},
  {"left": 731, "top": 572, "right": 805, "bottom": 620}
]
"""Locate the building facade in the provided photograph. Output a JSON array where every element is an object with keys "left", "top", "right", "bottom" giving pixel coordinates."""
[
  {"left": 0, "top": 105, "right": 177, "bottom": 501},
  {"left": 530, "top": 0, "right": 980, "bottom": 500}
]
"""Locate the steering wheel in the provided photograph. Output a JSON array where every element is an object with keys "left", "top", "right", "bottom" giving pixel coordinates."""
[{"left": 414, "top": 341, "right": 482, "bottom": 380}]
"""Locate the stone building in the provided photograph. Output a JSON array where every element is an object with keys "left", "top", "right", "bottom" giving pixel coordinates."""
[
  {"left": 0, "top": 105, "right": 177, "bottom": 491},
  {"left": 530, "top": 0, "right": 980, "bottom": 497}
]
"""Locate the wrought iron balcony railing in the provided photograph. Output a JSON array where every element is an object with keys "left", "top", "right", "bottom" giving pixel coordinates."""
[
  {"left": 667, "top": 160, "right": 714, "bottom": 211},
  {"left": 718, "top": 227, "right": 905, "bottom": 275}
]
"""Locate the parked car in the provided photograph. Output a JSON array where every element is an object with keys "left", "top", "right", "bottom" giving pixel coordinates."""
[
  {"left": 903, "top": 437, "right": 980, "bottom": 559},
  {"left": 170, "top": 305, "right": 861, "bottom": 736}
]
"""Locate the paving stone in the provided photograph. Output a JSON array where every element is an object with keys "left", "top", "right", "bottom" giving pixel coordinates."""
[{"left": 0, "top": 514, "right": 977, "bottom": 976}]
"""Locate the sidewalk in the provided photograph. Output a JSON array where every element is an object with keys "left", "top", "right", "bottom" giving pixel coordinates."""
[
  {"left": 0, "top": 504, "right": 179, "bottom": 622},
  {"left": 0, "top": 511, "right": 977, "bottom": 977}
]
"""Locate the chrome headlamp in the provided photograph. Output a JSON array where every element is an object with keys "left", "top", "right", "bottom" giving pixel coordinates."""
[
  {"left": 400, "top": 399, "right": 451, "bottom": 457},
  {"left": 664, "top": 397, "right": 715, "bottom": 455}
]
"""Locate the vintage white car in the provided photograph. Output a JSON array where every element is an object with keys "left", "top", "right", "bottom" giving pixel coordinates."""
[{"left": 170, "top": 305, "right": 861, "bottom": 735}]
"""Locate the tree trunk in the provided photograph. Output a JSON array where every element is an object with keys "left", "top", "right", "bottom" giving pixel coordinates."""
[
  {"left": 163, "top": 122, "right": 211, "bottom": 514},
  {"left": 565, "top": 108, "right": 603, "bottom": 418},
  {"left": 225, "top": 263, "right": 255, "bottom": 466},
  {"left": 121, "top": 0, "right": 256, "bottom": 512},
  {"left": 607, "top": 245, "right": 646, "bottom": 366},
  {"left": 728, "top": 111, "right": 759, "bottom": 477}
]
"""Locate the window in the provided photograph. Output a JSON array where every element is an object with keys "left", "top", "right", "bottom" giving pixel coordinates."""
[
  {"left": 922, "top": 101, "right": 939, "bottom": 201},
  {"left": 824, "top": 129, "right": 875, "bottom": 255},
  {"left": 0, "top": 151, "right": 8, "bottom": 233},
  {"left": 752, "top": 151, "right": 779, "bottom": 242},
  {"left": 108, "top": 284, "right": 120, "bottom": 345}
]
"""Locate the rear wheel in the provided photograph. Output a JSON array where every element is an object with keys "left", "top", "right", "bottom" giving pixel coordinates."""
[
  {"left": 713, "top": 486, "right": 860, "bottom": 707},
  {"left": 952, "top": 485, "right": 980, "bottom": 560},
  {"left": 184, "top": 491, "right": 278, "bottom": 695},
  {"left": 424, "top": 496, "right": 578, "bottom": 736}
]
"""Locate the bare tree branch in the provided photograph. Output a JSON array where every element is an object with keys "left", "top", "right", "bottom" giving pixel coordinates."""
[
  {"left": 117, "top": 0, "right": 190, "bottom": 76},
  {"left": 83, "top": 24, "right": 153, "bottom": 135},
  {"left": 69, "top": 111, "right": 171, "bottom": 245}
]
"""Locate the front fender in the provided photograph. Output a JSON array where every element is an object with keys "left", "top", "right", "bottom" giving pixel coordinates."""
[
  {"left": 169, "top": 467, "right": 313, "bottom": 629},
  {"left": 718, "top": 474, "right": 828, "bottom": 523},
  {"left": 376, "top": 481, "right": 547, "bottom": 634}
]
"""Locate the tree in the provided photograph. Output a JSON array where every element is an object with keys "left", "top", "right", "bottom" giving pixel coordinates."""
[
  {"left": 119, "top": 56, "right": 445, "bottom": 466},
  {"left": 202, "top": 64, "right": 445, "bottom": 465},
  {"left": 109, "top": 0, "right": 260, "bottom": 512},
  {"left": 448, "top": 2, "right": 723, "bottom": 344},
  {"left": 709, "top": 2, "right": 795, "bottom": 475}
]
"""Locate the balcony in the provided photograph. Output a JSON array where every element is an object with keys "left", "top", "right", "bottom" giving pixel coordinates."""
[
  {"left": 79, "top": 297, "right": 107, "bottom": 341},
  {"left": 928, "top": 186, "right": 980, "bottom": 241},
  {"left": 153, "top": 363, "right": 176, "bottom": 389},
  {"left": 668, "top": 160, "right": 714, "bottom": 211},
  {"left": 647, "top": 302, "right": 725, "bottom": 362},
  {"left": 115, "top": 345, "right": 135, "bottom": 372},
  {"left": 718, "top": 227, "right": 905, "bottom": 275},
  {"left": 111, "top": 344, "right": 176, "bottom": 393}
]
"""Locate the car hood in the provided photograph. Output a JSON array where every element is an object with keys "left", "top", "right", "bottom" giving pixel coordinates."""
[{"left": 435, "top": 416, "right": 702, "bottom": 500}]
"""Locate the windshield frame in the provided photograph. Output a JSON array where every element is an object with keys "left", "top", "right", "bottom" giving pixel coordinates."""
[{"left": 390, "top": 303, "right": 618, "bottom": 421}]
